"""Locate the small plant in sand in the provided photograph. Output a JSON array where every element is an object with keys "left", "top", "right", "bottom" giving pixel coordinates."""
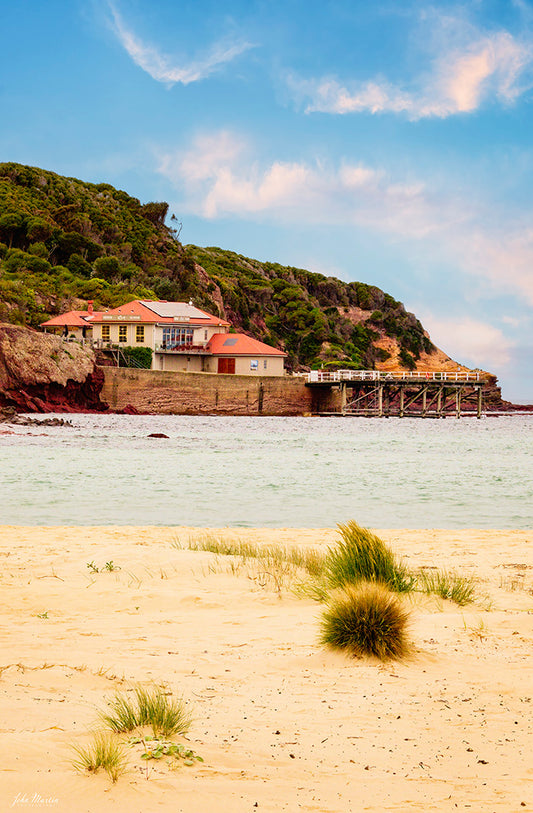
[
  {"left": 320, "top": 581, "right": 412, "bottom": 661},
  {"left": 322, "top": 522, "right": 414, "bottom": 593},
  {"left": 71, "top": 731, "right": 128, "bottom": 783},
  {"left": 100, "top": 684, "right": 192, "bottom": 738},
  {"left": 87, "top": 561, "right": 121, "bottom": 574},
  {"left": 130, "top": 735, "right": 203, "bottom": 766},
  {"left": 417, "top": 569, "right": 475, "bottom": 606},
  {"left": 463, "top": 617, "right": 489, "bottom": 642}
]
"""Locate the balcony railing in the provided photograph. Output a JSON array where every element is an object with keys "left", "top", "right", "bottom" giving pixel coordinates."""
[{"left": 154, "top": 343, "right": 211, "bottom": 355}]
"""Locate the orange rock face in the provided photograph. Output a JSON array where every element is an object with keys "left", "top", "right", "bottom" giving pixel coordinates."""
[{"left": 0, "top": 324, "right": 107, "bottom": 412}]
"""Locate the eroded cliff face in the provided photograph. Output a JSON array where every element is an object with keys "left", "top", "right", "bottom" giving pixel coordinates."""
[{"left": 0, "top": 324, "right": 107, "bottom": 412}]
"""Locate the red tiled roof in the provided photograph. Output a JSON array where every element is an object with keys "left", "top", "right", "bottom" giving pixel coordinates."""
[
  {"left": 91, "top": 300, "right": 229, "bottom": 327},
  {"left": 207, "top": 333, "right": 286, "bottom": 357},
  {"left": 41, "top": 300, "right": 230, "bottom": 329},
  {"left": 40, "top": 310, "right": 102, "bottom": 328}
]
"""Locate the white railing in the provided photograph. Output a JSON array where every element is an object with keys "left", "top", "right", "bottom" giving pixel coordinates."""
[{"left": 307, "top": 369, "right": 489, "bottom": 384}]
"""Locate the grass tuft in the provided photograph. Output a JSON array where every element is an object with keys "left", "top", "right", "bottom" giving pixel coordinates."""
[
  {"left": 320, "top": 581, "right": 412, "bottom": 661},
  {"left": 175, "top": 526, "right": 476, "bottom": 606},
  {"left": 323, "top": 522, "right": 414, "bottom": 593},
  {"left": 416, "top": 569, "right": 476, "bottom": 606},
  {"left": 100, "top": 685, "right": 192, "bottom": 738},
  {"left": 175, "top": 533, "right": 326, "bottom": 594},
  {"left": 71, "top": 732, "right": 128, "bottom": 783}
]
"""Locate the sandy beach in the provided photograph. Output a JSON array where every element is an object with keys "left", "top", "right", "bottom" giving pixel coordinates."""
[{"left": 0, "top": 525, "right": 531, "bottom": 812}]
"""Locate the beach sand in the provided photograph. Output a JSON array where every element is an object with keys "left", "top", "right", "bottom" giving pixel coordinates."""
[{"left": 0, "top": 525, "right": 531, "bottom": 812}]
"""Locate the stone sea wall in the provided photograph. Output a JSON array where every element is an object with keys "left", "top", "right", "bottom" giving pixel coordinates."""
[{"left": 101, "top": 367, "right": 341, "bottom": 416}]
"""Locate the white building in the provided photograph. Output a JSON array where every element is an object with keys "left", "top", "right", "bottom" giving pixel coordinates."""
[{"left": 41, "top": 300, "right": 287, "bottom": 376}]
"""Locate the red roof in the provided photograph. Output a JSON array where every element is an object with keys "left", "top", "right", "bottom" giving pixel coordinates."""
[
  {"left": 40, "top": 310, "right": 103, "bottom": 328},
  {"left": 92, "top": 300, "right": 229, "bottom": 327},
  {"left": 41, "top": 300, "right": 230, "bottom": 329},
  {"left": 207, "top": 333, "right": 286, "bottom": 357}
]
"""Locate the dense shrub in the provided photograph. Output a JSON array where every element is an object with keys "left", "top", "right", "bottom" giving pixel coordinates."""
[
  {"left": 121, "top": 346, "right": 153, "bottom": 369},
  {"left": 320, "top": 581, "right": 412, "bottom": 660}
]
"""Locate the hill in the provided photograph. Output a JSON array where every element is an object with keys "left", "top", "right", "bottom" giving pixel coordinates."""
[{"left": 0, "top": 161, "right": 461, "bottom": 373}]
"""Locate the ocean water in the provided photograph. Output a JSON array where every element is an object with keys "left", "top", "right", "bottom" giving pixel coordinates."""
[{"left": 1, "top": 414, "right": 532, "bottom": 529}]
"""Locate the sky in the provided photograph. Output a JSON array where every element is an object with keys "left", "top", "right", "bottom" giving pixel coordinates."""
[{"left": 1, "top": 0, "right": 533, "bottom": 402}]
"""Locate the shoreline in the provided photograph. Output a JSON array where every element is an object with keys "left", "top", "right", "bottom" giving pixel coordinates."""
[{"left": 1, "top": 525, "right": 531, "bottom": 812}]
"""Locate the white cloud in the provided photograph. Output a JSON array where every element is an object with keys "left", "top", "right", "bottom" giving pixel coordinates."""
[
  {"left": 290, "top": 21, "right": 533, "bottom": 119},
  {"left": 157, "top": 130, "right": 533, "bottom": 305},
  {"left": 419, "top": 314, "right": 514, "bottom": 368},
  {"left": 108, "top": 3, "right": 254, "bottom": 86},
  {"left": 158, "top": 131, "right": 459, "bottom": 234}
]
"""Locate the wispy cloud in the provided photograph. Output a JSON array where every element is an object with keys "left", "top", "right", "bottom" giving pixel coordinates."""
[
  {"left": 108, "top": 2, "right": 254, "bottom": 86},
  {"left": 157, "top": 130, "right": 533, "bottom": 305},
  {"left": 418, "top": 314, "right": 514, "bottom": 368},
  {"left": 158, "top": 131, "right": 461, "bottom": 233},
  {"left": 289, "top": 16, "right": 533, "bottom": 118}
]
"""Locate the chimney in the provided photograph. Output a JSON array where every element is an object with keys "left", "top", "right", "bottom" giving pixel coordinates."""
[{"left": 88, "top": 300, "right": 94, "bottom": 315}]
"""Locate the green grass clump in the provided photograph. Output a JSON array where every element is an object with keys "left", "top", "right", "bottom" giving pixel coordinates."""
[
  {"left": 100, "top": 685, "right": 192, "bottom": 738},
  {"left": 320, "top": 581, "right": 412, "bottom": 661},
  {"left": 177, "top": 526, "right": 476, "bottom": 607},
  {"left": 416, "top": 569, "right": 475, "bottom": 606},
  {"left": 323, "top": 522, "right": 414, "bottom": 593},
  {"left": 176, "top": 533, "right": 326, "bottom": 579},
  {"left": 71, "top": 732, "right": 128, "bottom": 783}
]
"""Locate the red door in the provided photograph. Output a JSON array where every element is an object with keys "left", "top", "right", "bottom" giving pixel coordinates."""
[{"left": 218, "top": 357, "right": 236, "bottom": 374}]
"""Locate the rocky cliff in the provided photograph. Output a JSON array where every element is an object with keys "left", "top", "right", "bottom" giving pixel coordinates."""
[{"left": 0, "top": 324, "right": 106, "bottom": 412}]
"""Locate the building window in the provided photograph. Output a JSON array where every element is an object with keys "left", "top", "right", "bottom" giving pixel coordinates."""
[
  {"left": 118, "top": 325, "right": 127, "bottom": 343},
  {"left": 162, "top": 326, "right": 194, "bottom": 349},
  {"left": 101, "top": 325, "right": 110, "bottom": 342},
  {"left": 263, "top": 360, "right": 268, "bottom": 370},
  {"left": 204, "top": 329, "right": 208, "bottom": 341},
  {"left": 136, "top": 325, "right": 145, "bottom": 343},
  {"left": 250, "top": 360, "right": 258, "bottom": 370}
]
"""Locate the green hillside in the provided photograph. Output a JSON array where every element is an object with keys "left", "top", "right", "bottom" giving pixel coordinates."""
[{"left": 0, "top": 161, "right": 434, "bottom": 371}]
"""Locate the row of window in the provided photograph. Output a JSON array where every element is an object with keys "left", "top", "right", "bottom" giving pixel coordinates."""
[
  {"left": 100, "top": 326, "right": 210, "bottom": 345},
  {"left": 101, "top": 325, "right": 145, "bottom": 343}
]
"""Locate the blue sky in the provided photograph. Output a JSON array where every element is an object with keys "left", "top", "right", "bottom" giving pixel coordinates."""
[{"left": 2, "top": 0, "right": 533, "bottom": 401}]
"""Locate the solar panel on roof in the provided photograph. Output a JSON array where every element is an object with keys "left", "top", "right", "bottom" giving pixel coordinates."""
[
  {"left": 140, "top": 301, "right": 209, "bottom": 319},
  {"left": 223, "top": 337, "right": 238, "bottom": 346}
]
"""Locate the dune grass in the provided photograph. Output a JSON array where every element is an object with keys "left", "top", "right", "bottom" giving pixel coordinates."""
[
  {"left": 320, "top": 581, "right": 412, "bottom": 661},
  {"left": 416, "top": 569, "right": 476, "bottom": 606},
  {"left": 322, "top": 521, "right": 415, "bottom": 593},
  {"left": 175, "top": 525, "right": 476, "bottom": 606},
  {"left": 175, "top": 533, "right": 325, "bottom": 577},
  {"left": 100, "top": 685, "right": 192, "bottom": 738},
  {"left": 71, "top": 732, "right": 128, "bottom": 783}
]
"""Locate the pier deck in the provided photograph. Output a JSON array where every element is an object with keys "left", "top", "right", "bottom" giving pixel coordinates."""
[{"left": 306, "top": 370, "right": 489, "bottom": 418}]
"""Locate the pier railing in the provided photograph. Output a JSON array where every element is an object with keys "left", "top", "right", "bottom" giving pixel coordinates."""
[{"left": 307, "top": 370, "right": 489, "bottom": 384}]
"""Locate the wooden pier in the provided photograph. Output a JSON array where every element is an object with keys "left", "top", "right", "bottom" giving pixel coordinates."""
[{"left": 306, "top": 370, "right": 489, "bottom": 418}]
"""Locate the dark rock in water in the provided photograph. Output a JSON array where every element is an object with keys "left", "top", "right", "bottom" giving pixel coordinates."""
[
  {"left": 0, "top": 323, "right": 107, "bottom": 413},
  {"left": 120, "top": 404, "right": 141, "bottom": 415},
  {"left": 0, "top": 411, "right": 72, "bottom": 427},
  {"left": 148, "top": 432, "right": 169, "bottom": 438}
]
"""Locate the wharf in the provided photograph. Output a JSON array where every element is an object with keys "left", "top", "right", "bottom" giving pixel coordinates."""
[{"left": 306, "top": 370, "right": 488, "bottom": 418}]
